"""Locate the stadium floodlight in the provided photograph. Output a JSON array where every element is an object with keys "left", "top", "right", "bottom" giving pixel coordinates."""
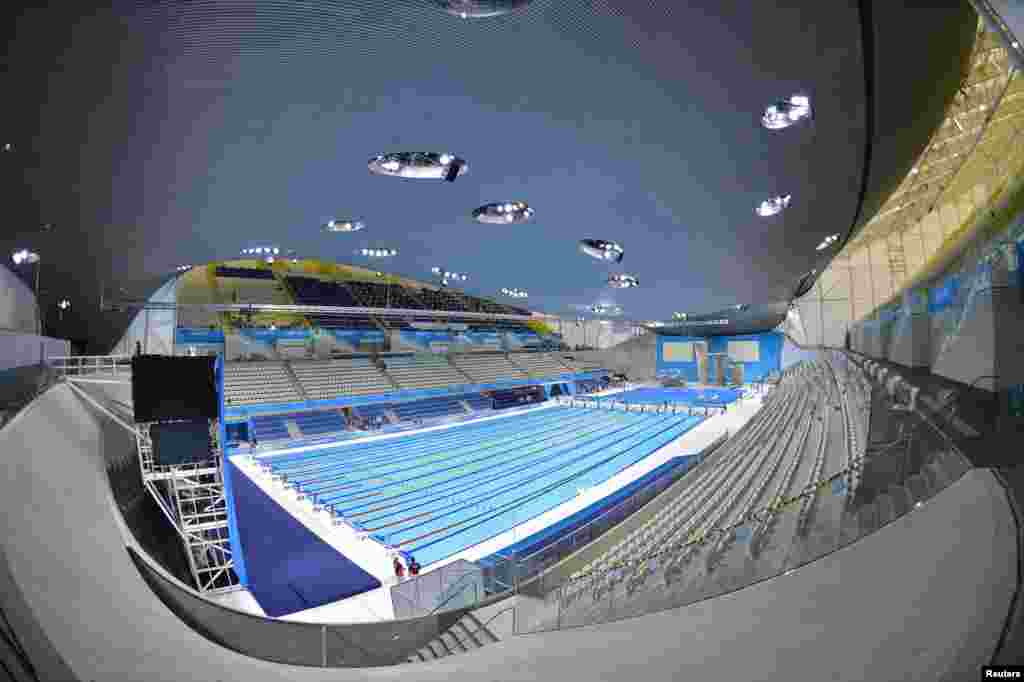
[
  {"left": 176, "top": 265, "right": 192, "bottom": 272},
  {"left": 762, "top": 94, "right": 812, "bottom": 130},
  {"left": 755, "top": 194, "right": 791, "bottom": 217},
  {"left": 579, "top": 239, "right": 624, "bottom": 263},
  {"left": 368, "top": 152, "right": 468, "bottom": 180},
  {"left": 11, "top": 249, "right": 40, "bottom": 265},
  {"left": 501, "top": 287, "right": 528, "bottom": 298},
  {"left": 273, "top": 247, "right": 280, "bottom": 255},
  {"left": 2, "top": 143, "right": 11, "bottom": 152},
  {"left": 607, "top": 273, "right": 639, "bottom": 289},
  {"left": 473, "top": 201, "right": 534, "bottom": 225},
  {"left": 323, "top": 218, "right": 365, "bottom": 233},
  {"left": 57, "top": 298, "right": 70, "bottom": 310},
  {"left": 815, "top": 233, "right": 841, "bottom": 251},
  {"left": 673, "top": 312, "right": 688, "bottom": 320}
]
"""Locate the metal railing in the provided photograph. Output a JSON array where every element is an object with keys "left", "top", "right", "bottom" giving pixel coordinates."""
[{"left": 49, "top": 354, "right": 133, "bottom": 378}]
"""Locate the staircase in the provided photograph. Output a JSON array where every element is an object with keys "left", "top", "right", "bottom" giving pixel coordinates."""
[
  {"left": 376, "top": 358, "right": 402, "bottom": 390},
  {"left": 407, "top": 612, "right": 500, "bottom": 663},
  {"left": 282, "top": 361, "right": 308, "bottom": 401},
  {"left": 448, "top": 355, "right": 475, "bottom": 383}
]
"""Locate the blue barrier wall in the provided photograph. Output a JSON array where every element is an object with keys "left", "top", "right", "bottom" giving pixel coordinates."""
[{"left": 228, "top": 462, "right": 381, "bottom": 617}]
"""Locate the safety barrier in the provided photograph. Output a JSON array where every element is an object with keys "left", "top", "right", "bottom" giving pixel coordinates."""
[{"left": 48, "top": 354, "right": 134, "bottom": 378}]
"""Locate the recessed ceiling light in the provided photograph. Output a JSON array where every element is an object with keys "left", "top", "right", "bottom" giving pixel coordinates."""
[{"left": 755, "top": 194, "right": 791, "bottom": 217}]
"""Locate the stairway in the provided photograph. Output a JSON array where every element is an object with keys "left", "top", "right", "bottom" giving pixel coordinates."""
[
  {"left": 407, "top": 612, "right": 500, "bottom": 663},
  {"left": 282, "top": 361, "right": 308, "bottom": 401},
  {"left": 448, "top": 355, "right": 475, "bottom": 383}
]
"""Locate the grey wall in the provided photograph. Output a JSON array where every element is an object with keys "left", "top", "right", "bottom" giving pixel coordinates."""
[{"left": 0, "top": 382, "right": 1017, "bottom": 681}]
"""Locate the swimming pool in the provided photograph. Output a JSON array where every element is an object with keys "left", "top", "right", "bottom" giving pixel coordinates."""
[
  {"left": 263, "top": 407, "right": 703, "bottom": 566},
  {"left": 609, "top": 386, "right": 744, "bottom": 406}
]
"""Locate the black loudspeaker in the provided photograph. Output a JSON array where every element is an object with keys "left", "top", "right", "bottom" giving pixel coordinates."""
[
  {"left": 444, "top": 160, "right": 463, "bottom": 182},
  {"left": 131, "top": 355, "right": 218, "bottom": 423}
]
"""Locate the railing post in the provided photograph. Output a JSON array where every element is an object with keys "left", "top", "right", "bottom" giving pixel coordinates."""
[{"left": 321, "top": 624, "right": 327, "bottom": 667}]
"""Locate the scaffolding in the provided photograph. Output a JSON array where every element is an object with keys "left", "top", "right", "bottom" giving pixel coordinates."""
[{"left": 135, "top": 421, "right": 239, "bottom": 593}]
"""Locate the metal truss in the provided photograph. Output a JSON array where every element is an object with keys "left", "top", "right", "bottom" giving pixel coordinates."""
[
  {"left": 852, "top": 23, "right": 1022, "bottom": 246},
  {"left": 796, "top": 18, "right": 1024, "bottom": 346},
  {"left": 135, "top": 422, "right": 239, "bottom": 593}
]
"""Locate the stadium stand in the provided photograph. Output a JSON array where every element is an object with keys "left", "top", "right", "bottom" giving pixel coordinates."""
[
  {"left": 556, "top": 357, "right": 863, "bottom": 622},
  {"left": 392, "top": 395, "right": 467, "bottom": 422},
  {"left": 292, "top": 410, "right": 348, "bottom": 437},
  {"left": 415, "top": 287, "right": 471, "bottom": 312},
  {"left": 223, "top": 362, "right": 303, "bottom": 405},
  {"left": 250, "top": 414, "right": 291, "bottom": 441},
  {"left": 217, "top": 276, "right": 292, "bottom": 306},
  {"left": 353, "top": 402, "right": 394, "bottom": 421},
  {"left": 289, "top": 358, "right": 394, "bottom": 399},
  {"left": 384, "top": 354, "right": 470, "bottom": 390},
  {"left": 285, "top": 276, "right": 377, "bottom": 329},
  {"left": 214, "top": 266, "right": 276, "bottom": 280},
  {"left": 509, "top": 352, "right": 574, "bottom": 378},
  {"left": 452, "top": 354, "right": 529, "bottom": 384},
  {"left": 464, "top": 394, "right": 493, "bottom": 412}
]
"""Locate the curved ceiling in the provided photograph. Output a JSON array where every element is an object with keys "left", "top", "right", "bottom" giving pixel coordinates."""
[{"left": 0, "top": 1, "right": 973, "bottom": 350}]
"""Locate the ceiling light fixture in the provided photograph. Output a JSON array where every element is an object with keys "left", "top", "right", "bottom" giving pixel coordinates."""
[
  {"left": 755, "top": 194, "right": 791, "bottom": 217},
  {"left": 762, "top": 94, "right": 812, "bottom": 130},
  {"left": 11, "top": 249, "right": 40, "bottom": 265},
  {"left": 815, "top": 233, "right": 841, "bottom": 251}
]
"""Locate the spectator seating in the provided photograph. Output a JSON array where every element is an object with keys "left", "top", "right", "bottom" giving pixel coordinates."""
[
  {"left": 285, "top": 277, "right": 377, "bottom": 329},
  {"left": 215, "top": 266, "right": 275, "bottom": 279},
  {"left": 415, "top": 287, "right": 471, "bottom": 312},
  {"left": 224, "top": 362, "right": 303, "bottom": 406},
  {"left": 292, "top": 410, "right": 347, "bottom": 437},
  {"left": 512, "top": 352, "right": 574, "bottom": 379},
  {"left": 452, "top": 354, "right": 529, "bottom": 384},
  {"left": 392, "top": 396, "right": 467, "bottom": 422},
  {"left": 354, "top": 403, "right": 393, "bottom": 420},
  {"left": 558, "top": 357, "right": 864, "bottom": 622},
  {"left": 384, "top": 355, "right": 470, "bottom": 390},
  {"left": 290, "top": 358, "right": 394, "bottom": 400},
  {"left": 345, "top": 281, "right": 390, "bottom": 308},
  {"left": 464, "top": 394, "right": 493, "bottom": 411},
  {"left": 251, "top": 414, "right": 291, "bottom": 441}
]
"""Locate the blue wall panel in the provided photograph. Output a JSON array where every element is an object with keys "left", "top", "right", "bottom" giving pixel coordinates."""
[{"left": 228, "top": 463, "right": 381, "bottom": 616}]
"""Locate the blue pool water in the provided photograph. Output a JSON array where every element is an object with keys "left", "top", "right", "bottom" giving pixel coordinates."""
[
  {"left": 610, "top": 386, "right": 743, "bottom": 406},
  {"left": 263, "top": 407, "right": 703, "bottom": 566}
]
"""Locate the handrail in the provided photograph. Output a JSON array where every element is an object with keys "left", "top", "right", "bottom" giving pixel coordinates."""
[
  {"left": 428, "top": 570, "right": 484, "bottom": 615},
  {"left": 479, "top": 603, "right": 518, "bottom": 634}
]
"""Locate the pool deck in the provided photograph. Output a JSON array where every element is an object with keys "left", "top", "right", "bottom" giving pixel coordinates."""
[{"left": 227, "top": 388, "right": 764, "bottom": 623}]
